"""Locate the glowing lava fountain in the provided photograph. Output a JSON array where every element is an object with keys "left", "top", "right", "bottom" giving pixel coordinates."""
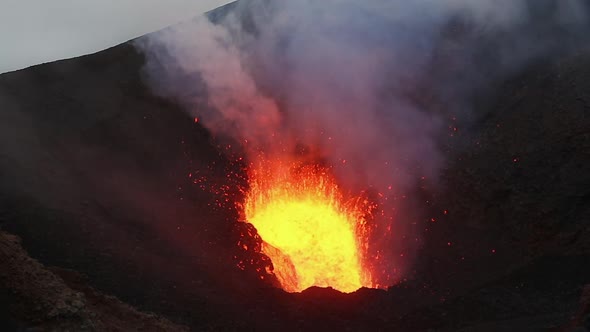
[{"left": 242, "top": 159, "right": 376, "bottom": 293}]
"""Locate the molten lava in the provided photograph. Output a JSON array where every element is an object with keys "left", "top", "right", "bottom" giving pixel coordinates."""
[{"left": 243, "top": 159, "right": 375, "bottom": 293}]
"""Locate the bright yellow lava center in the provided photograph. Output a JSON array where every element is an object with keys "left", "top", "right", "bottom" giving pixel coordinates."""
[{"left": 244, "top": 161, "right": 370, "bottom": 293}]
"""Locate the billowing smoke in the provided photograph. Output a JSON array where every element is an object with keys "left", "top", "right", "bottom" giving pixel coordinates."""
[{"left": 135, "top": 0, "right": 589, "bottom": 285}]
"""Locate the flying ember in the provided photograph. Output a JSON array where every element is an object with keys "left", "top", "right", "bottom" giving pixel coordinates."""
[{"left": 242, "top": 158, "right": 375, "bottom": 293}]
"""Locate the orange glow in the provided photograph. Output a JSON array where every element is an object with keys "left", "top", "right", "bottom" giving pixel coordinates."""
[{"left": 243, "top": 158, "right": 375, "bottom": 293}]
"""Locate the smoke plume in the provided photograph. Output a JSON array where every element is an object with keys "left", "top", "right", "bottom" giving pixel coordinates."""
[{"left": 135, "top": 0, "right": 589, "bottom": 285}]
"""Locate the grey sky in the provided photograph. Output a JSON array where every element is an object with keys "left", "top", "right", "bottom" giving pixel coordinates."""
[{"left": 0, "top": 0, "right": 233, "bottom": 74}]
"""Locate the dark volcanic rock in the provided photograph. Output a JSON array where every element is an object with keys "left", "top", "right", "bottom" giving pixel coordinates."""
[
  {"left": 0, "top": 1, "right": 589, "bottom": 331},
  {"left": 0, "top": 230, "right": 188, "bottom": 331}
]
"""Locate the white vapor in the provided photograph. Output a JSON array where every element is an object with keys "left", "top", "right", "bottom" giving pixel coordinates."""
[{"left": 136, "top": 0, "right": 589, "bottom": 285}]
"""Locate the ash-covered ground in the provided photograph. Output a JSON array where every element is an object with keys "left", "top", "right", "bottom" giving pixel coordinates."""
[{"left": 1, "top": 1, "right": 590, "bottom": 331}]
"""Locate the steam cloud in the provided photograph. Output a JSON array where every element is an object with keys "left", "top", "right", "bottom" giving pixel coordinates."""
[{"left": 136, "top": 0, "right": 589, "bottom": 284}]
